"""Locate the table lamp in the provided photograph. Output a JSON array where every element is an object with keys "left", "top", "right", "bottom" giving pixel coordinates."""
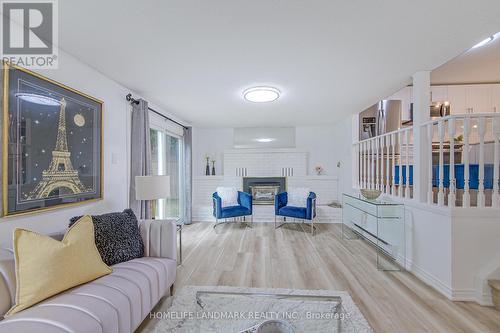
[{"left": 135, "top": 175, "right": 171, "bottom": 219}]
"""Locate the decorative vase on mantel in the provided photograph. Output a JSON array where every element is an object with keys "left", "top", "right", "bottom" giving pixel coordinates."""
[
  {"left": 211, "top": 160, "right": 216, "bottom": 175},
  {"left": 205, "top": 156, "right": 210, "bottom": 176},
  {"left": 315, "top": 165, "right": 324, "bottom": 176}
]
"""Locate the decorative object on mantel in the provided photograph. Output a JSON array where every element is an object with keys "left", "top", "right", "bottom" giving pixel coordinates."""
[
  {"left": 2, "top": 63, "right": 103, "bottom": 216},
  {"left": 314, "top": 165, "right": 324, "bottom": 175},
  {"left": 205, "top": 154, "right": 211, "bottom": 175},
  {"left": 211, "top": 159, "right": 216, "bottom": 175},
  {"left": 360, "top": 188, "right": 382, "bottom": 200}
]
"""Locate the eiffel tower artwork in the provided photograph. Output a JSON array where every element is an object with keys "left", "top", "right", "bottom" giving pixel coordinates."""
[{"left": 28, "top": 97, "right": 88, "bottom": 199}]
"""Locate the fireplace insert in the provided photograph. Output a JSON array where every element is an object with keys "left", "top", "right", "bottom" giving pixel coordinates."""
[{"left": 243, "top": 177, "right": 286, "bottom": 205}]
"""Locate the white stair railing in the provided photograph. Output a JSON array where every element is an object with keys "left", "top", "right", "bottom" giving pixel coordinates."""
[
  {"left": 398, "top": 130, "right": 404, "bottom": 198},
  {"left": 493, "top": 118, "right": 500, "bottom": 208},
  {"left": 437, "top": 121, "right": 445, "bottom": 206},
  {"left": 463, "top": 117, "right": 471, "bottom": 208},
  {"left": 354, "top": 113, "right": 500, "bottom": 208},
  {"left": 420, "top": 113, "right": 500, "bottom": 208},
  {"left": 390, "top": 132, "right": 396, "bottom": 195},
  {"left": 448, "top": 118, "right": 456, "bottom": 207},
  {"left": 426, "top": 123, "right": 434, "bottom": 204},
  {"left": 354, "top": 127, "right": 413, "bottom": 200}
]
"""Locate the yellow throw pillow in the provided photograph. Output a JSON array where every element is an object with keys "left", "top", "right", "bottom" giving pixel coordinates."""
[{"left": 6, "top": 215, "right": 112, "bottom": 316}]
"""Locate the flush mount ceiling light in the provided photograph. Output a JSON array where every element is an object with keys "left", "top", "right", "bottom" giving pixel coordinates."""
[
  {"left": 471, "top": 35, "right": 495, "bottom": 49},
  {"left": 243, "top": 86, "right": 280, "bottom": 103},
  {"left": 255, "top": 138, "right": 275, "bottom": 143}
]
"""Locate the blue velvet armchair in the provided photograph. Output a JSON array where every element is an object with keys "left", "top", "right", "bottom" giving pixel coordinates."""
[
  {"left": 212, "top": 191, "right": 253, "bottom": 229},
  {"left": 275, "top": 191, "right": 316, "bottom": 235}
]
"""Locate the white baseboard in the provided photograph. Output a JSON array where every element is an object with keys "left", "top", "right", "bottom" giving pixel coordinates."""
[
  {"left": 404, "top": 258, "right": 494, "bottom": 306},
  {"left": 450, "top": 289, "right": 494, "bottom": 306},
  {"left": 404, "top": 258, "right": 453, "bottom": 300}
]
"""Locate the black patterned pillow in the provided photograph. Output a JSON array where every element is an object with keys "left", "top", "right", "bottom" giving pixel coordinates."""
[{"left": 69, "top": 209, "right": 144, "bottom": 266}]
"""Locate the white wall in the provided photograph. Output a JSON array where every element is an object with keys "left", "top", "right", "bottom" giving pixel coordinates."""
[
  {"left": 452, "top": 210, "right": 500, "bottom": 304},
  {"left": 330, "top": 117, "right": 358, "bottom": 195},
  {"left": 192, "top": 127, "right": 233, "bottom": 176},
  {"left": 0, "top": 49, "right": 182, "bottom": 245},
  {"left": 404, "top": 202, "right": 453, "bottom": 298},
  {"left": 295, "top": 126, "right": 336, "bottom": 176}
]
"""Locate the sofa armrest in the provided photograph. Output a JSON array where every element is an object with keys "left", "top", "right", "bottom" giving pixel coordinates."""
[
  {"left": 138, "top": 219, "right": 177, "bottom": 261},
  {"left": 0, "top": 249, "right": 15, "bottom": 319}
]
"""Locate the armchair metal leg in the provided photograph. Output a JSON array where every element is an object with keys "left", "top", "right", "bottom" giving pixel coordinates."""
[
  {"left": 302, "top": 219, "right": 316, "bottom": 236},
  {"left": 213, "top": 218, "right": 226, "bottom": 229},
  {"left": 244, "top": 215, "right": 253, "bottom": 228},
  {"left": 275, "top": 216, "right": 285, "bottom": 229},
  {"left": 214, "top": 216, "right": 253, "bottom": 230}
]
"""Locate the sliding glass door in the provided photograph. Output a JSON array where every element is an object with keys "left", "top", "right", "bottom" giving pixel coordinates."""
[{"left": 150, "top": 128, "right": 184, "bottom": 219}]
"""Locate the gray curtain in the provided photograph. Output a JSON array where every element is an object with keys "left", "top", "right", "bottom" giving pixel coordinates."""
[
  {"left": 183, "top": 127, "right": 193, "bottom": 224},
  {"left": 129, "top": 99, "right": 152, "bottom": 219}
]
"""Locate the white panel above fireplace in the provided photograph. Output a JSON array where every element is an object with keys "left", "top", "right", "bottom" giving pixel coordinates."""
[
  {"left": 233, "top": 127, "right": 295, "bottom": 148},
  {"left": 224, "top": 148, "right": 307, "bottom": 177}
]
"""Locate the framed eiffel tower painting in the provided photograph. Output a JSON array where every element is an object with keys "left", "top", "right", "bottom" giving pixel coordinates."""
[{"left": 2, "top": 63, "right": 103, "bottom": 216}]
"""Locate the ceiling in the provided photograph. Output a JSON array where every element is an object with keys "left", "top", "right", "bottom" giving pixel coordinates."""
[
  {"left": 432, "top": 33, "right": 500, "bottom": 84},
  {"left": 59, "top": 1, "right": 500, "bottom": 127}
]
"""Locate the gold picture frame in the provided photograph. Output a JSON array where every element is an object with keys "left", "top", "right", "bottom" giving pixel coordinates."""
[{"left": 2, "top": 62, "right": 103, "bottom": 217}]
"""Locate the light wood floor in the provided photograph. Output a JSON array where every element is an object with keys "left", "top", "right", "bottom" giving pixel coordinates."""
[{"left": 162, "top": 222, "right": 500, "bottom": 332}]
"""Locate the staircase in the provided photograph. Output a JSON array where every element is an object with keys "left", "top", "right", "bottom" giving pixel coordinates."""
[{"left": 490, "top": 280, "right": 500, "bottom": 311}]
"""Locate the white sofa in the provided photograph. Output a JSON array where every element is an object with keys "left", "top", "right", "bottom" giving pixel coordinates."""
[{"left": 0, "top": 219, "right": 177, "bottom": 333}]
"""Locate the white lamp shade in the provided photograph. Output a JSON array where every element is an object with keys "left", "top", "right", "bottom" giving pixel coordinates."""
[{"left": 135, "top": 175, "right": 171, "bottom": 200}]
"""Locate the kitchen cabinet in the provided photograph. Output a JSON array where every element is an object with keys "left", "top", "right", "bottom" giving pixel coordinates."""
[
  {"left": 386, "top": 83, "right": 499, "bottom": 117},
  {"left": 447, "top": 85, "right": 467, "bottom": 114},
  {"left": 466, "top": 85, "right": 492, "bottom": 114},
  {"left": 492, "top": 84, "right": 500, "bottom": 113},
  {"left": 431, "top": 86, "right": 448, "bottom": 102}
]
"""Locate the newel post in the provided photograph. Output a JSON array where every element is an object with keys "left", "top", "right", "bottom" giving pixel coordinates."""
[{"left": 412, "top": 71, "right": 431, "bottom": 202}]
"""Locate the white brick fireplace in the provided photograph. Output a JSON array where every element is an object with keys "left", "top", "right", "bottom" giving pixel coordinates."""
[{"left": 192, "top": 148, "right": 340, "bottom": 222}]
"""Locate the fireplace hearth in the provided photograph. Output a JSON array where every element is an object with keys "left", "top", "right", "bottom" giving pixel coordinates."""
[{"left": 243, "top": 177, "right": 286, "bottom": 205}]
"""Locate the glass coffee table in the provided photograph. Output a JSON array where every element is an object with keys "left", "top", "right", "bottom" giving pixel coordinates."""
[{"left": 194, "top": 290, "right": 352, "bottom": 332}]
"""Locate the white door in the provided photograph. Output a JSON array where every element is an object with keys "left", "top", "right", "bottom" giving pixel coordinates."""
[
  {"left": 431, "top": 86, "right": 448, "bottom": 102},
  {"left": 447, "top": 85, "right": 467, "bottom": 114},
  {"left": 466, "top": 84, "right": 492, "bottom": 113},
  {"left": 492, "top": 84, "right": 500, "bottom": 113}
]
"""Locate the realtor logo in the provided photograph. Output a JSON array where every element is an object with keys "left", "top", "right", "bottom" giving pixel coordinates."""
[{"left": 1, "top": 0, "right": 58, "bottom": 68}]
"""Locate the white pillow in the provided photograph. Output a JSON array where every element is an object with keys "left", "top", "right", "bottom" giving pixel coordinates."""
[
  {"left": 287, "top": 187, "right": 310, "bottom": 207},
  {"left": 216, "top": 187, "right": 239, "bottom": 207}
]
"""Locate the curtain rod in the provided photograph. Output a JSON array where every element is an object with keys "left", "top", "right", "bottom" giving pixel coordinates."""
[{"left": 126, "top": 93, "right": 189, "bottom": 129}]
